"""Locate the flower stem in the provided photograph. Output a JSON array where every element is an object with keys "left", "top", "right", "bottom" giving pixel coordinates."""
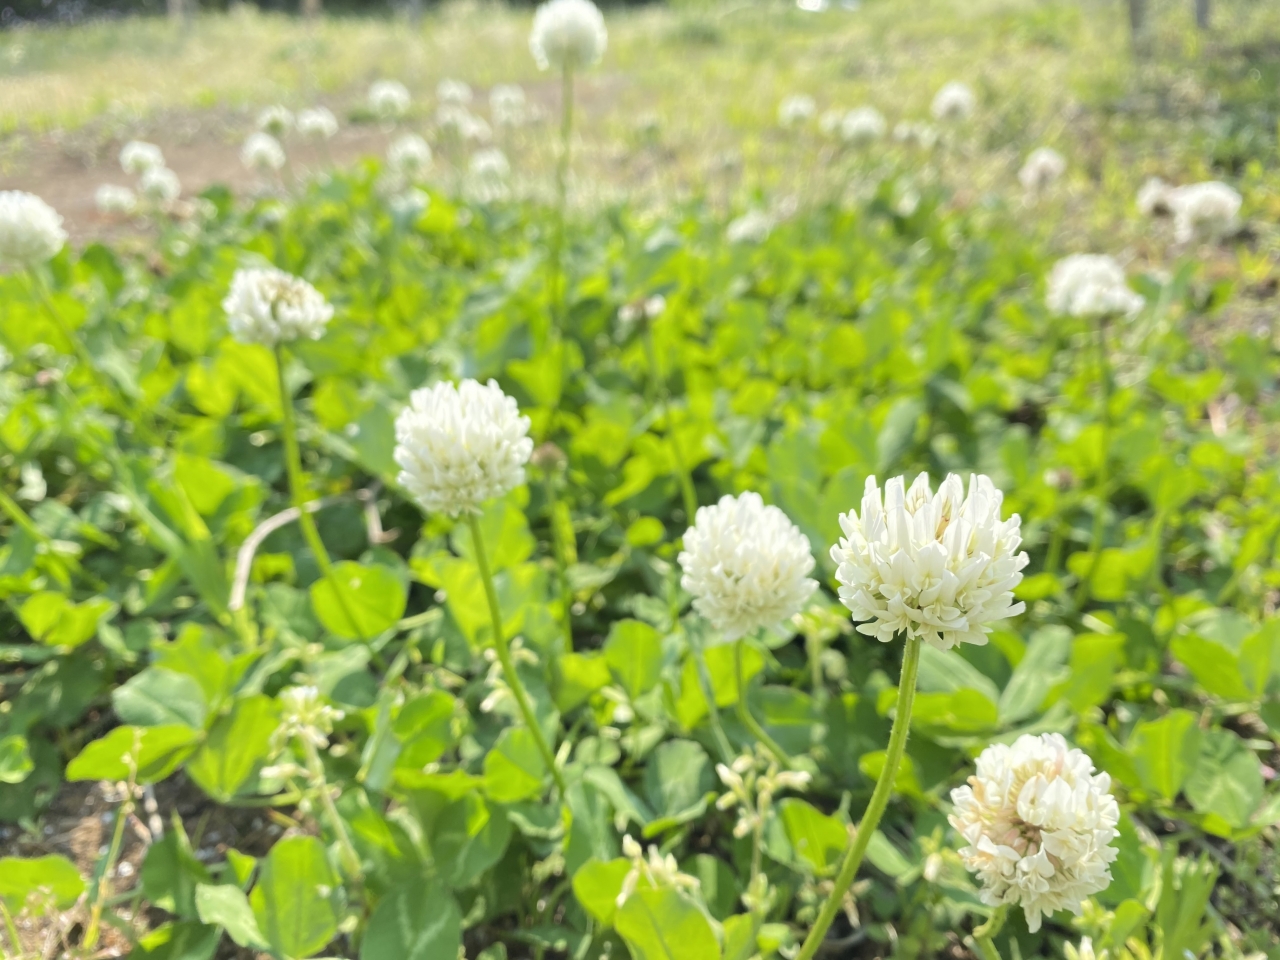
[
  {"left": 688, "top": 629, "right": 733, "bottom": 762},
  {"left": 548, "top": 63, "right": 574, "bottom": 336},
  {"left": 793, "top": 634, "right": 922, "bottom": 960},
  {"left": 1074, "top": 315, "right": 1112, "bottom": 610},
  {"left": 468, "top": 512, "right": 568, "bottom": 798},
  {"left": 734, "top": 639, "right": 791, "bottom": 769},
  {"left": 300, "top": 735, "right": 363, "bottom": 881},
  {"left": 541, "top": 467, "right": 576, "bottom": 653},
  {"left": 642, "top": 321, "right": 698, "bottom": 522},
  {"left": 966, "top": 905, "right": 1008, "bottom": 960},
  {"left": 83, "top": 784, "right": 134, "bottom": 951}
]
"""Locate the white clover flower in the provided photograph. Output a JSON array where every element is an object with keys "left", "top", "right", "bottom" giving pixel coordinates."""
[
  {"left": 931, "top": 81, "right": 976, "bottom": 122},
  {"left": 273, "top": 685, "right": 345, "bottom": 750},
  {"left": 394, "top": 378, "right": 533, "bottom": 518},
  {"left": 777, "top": 94, "right": 816, "bottom": 128},
  {"left": 95, "top": 184, "right": 137, "bottom": 216},
  {"left": 1136, "top": 176, "right": 1173, "bottom": 217},
  {"left": 831, "top": 473, "right": 1028, "bottom": 649},
  {"left": 893, "top": 121, "right": 937, "bottom": 149},
  {"left": 726, "top": 208, "right": 772, "bottom": 245},
  {"left": 138, "top": 167, "right": 181, "bottom": 205},
  {"left": 119, "top": 140, "right": 165, "bottom": 176},
  {"left": 490, "top": 84, "right": 527, "bottom": 127},
  {"left": 389, "top": 188, "right": 431, "bottom": 220},
  {"left": 467, "top": 148, "right": 512, "bottom": 203},
  {"left": 296, "top": 106, "right": 339, "bottom": 140},
  {"left": 1019, "top": 147, "right": 1066, "bottom": 192},
  {"left": 241, "top": 132, "right": 286, "bottom": 173},
  {"left": 437, "top": 78, "right": 473, "bottom": 105},
  {"left": 222, "top": 267, "right": 335, "bottom": 347},
  {"left": 616, "top": 835, "right": 701, "bottom": 907},
  {"left": 257, "top": 105, "right": 294, "bottom": 137},
  {"left": 949, "top": 733, "right": 1119, "bottom": 933},
  {"left": 0, "top": 191, "right": 66, "bottom": 267},
  {"left": 1046, "top": 254, "right": 1144, "bottom": 318},
  {"left": 530, "top": 0, "right": 608, "bottom": 72},
  {"left": 840, "top": 106, "right": 886, "bottom": 146},
  {"left": 679, "top": 492, "right": 818, "bottom": 644},
  {"left": 1169, "top": 180, "right": 1241, "bottom": 243},
  {"left": 369, "top": 79, "right": 411, "bottom": 120},
  {"left": 387, "top": 134, "right": 433, "bottom": 180}
]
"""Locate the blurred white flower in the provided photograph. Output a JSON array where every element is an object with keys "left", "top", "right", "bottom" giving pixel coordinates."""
[
  {"left": 950, "top": 733, "right": 1119, "bottom": 933},
  {"left": 437, "top": 78, "right": 473, "bottom": 105},
  {"left": 841, "top": 106, "right": 886, "bottom": 146},
  {"left": 931, "top": 81, "right": 975, "bottom": 122},
  {"left": 1046, "top": 254, "right": 1143, "bottom": 318},
  {"left": 438, "top": 104, "right": 492, "bottom": 142},
  {"left": 831, "top": 473, "right": 1028, "bottom": 649},
  {"left": 273, "top": 686, "right": 345, "bottom": 750},
  {"left": 119, "top": 140, "right": 165, "bottom": 176},
  {"left": 394, "top": 378, "right": 533, "bottom": 517},
  {"left": 95, "top": 184, "right": 137, "bottom": 216},
  {"left": 1136, "top": 176, "right": 1173, "bottom": 218},
  {"left": 389, "top": 188, "right": 431, "bottom": 220},
  {"left": 369, "top": 79, "right": 411, "bottom": 120},
  {"left": 296, "top": 106, "right": 339, "bottom": 140},
  {"left": 726, "top": 208, "right": 772, "bottom": 245},
  {"left": 222, "top": 267, "right": 334, "bottom": 347},
  {"left": 616, "top": 835, "right": 701, "bottom": 907},
  {"left": 529, "top": 0, "right": 608, "bottom": 72},
  {"left": 1018, "top": 147, "right": 1066, "bottom": 192},
  {"left": 139, "top": 167, "right": 181, "bottom": 204},
  {"left": 257, "top": 105, "right": 294, "bottom": 137},
  {"left": 467, "top": 148, "right": 511, "bottom": 203},
  {"left": 0, "top": 191, "right": 66, "bottom": 267},
  {"left": 679, "top": 492, "right": 818, "bottom": 643},
  {"left": 490, "top": 84, "right": 527, "bottom": 127},
  {"left": 777, "top": 94, "right": 816, "bottom": 128},
  {"left": 1169, "top": 180, "right": 1241, "bottom": 243},
  {"left": 893, "top": 121, "right": 937, "bottom": 149},
  {"left": 1065, "top": 939, "right": 1107, "bottom": 960},
  {"left": 388, "top": 134, "right": 433, "bottom": 180},
  {"left": 241, "top": 132, "right": 286, "bottom": 173}
]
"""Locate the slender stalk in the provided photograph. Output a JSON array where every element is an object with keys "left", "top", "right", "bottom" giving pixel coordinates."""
[
  {"left": 468, "top": 512, "right": 568, "bottom": 797},
  {"left": 966, "top": 905, "right": 1008, "bottom": 960},
  {"left": 0, "top": 486, "right": 49, "bottom": 547},
  {"left": 541, "top": 468, "right": 576, "bottom": 653},
  {"left": 274, "top": 347, "right": 362, "bottom": 638},
  {"left": 83, "top": 787, "right": 133, "bottom": 951},
  {"left": 642, "top": 322, "right": 698, "bottom": 522},
  {"left": 734, "top": 640, "right": 791, "bottom": 769},
  {"left": 793, "top": 635, "right": 923, "bottom": 960},
  {"left": 1074, "top": 316, "right": 1113, "bottom": 609},
  {"left": 0, "top": 898, "right": 22, "bottom": 959},
  {"left": 548, "top": 62, "right": 575, "bottom": 333},
  {"left": 300, "top": 736, "right": 363, "bottom": 881},
  {"left": 688, "top": 629, "right": 733, "bottom": 762}
]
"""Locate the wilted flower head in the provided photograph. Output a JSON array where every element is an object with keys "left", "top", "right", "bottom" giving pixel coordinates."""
[
  {"left": 1169, "top": 180, "right": 1241, "bottom": 243},
  {"left": 296, "top": 106, "right": 339, "bottom": 140},
  {"left": 1136, "top": 177, "right": 1173, "bottom": 218},
  {"left": 931, "top": 81, "right": 975, "bottom": 122},
  {"left": 222, "top": 267, "right": 334, "bottom": 347},
  {"left": 241, "top": 132, "right": 286, "bottom": 173},
  {"left": 388, "top": 134, "right": 433, "bottom": 180},
  {"left": 490, "top": 84, "right": 527, "bottom": 127},
  {"left": 257, "top": 105, "right": 294, "bottom": 137},
  {"left": 777, "top": 94, "right": 817, "bottom": 128},
  {"left": 394, "top": 378, "right": 533, "bottom": 517},
  {"left": 716, "top": 747, "right": 812, "bottom": 839},
  {"left": 138, "top": 167, "right": 181, "bottom": 204},
  {"left": 831, "top": 473, "right": 1027, "bottom": 649},
  {"left": 616, "top": 835, "right": 701, "bottom": 907},
  {"left": 893, "top": 121, "right": 937, "bottom": 149},
  {"left": 274, "top": 685, "right": 345, "bottom": 750},
  {"left": 529, "top": 0, "right": 608, "bottom": 72},
  {"left": 949, "top": 733, "right": 1119, "bottom": 933},
  {"left": 1019, "top": 147, "right": 1066, "bottom": 192},
  {"left": 0, "top": 191, "right": 66, "bottom": 266},
  {"left": 726, "top": 208, "right": 772, "bottom": 245},
  {"left": 1065, "top": 939, "right": 1107, "bottom": 960},
  {"left": 119, "top": 140, "right": 165, "bottom": 175},
  {"left": 841, "top": 106, "right": 886, "bottom": 146},
  {"left": 369, "top": 79, "right": 411, "bottom": 120},
  {"left": 1046, "top": 254, "right": 1143, "bottom": 318},
  {"left": 95, "top": 184, "right": 137, "bottom": 216},
  {"left": 437, "top": 78, "right": 473, "bottom": 105},
  {"left": 679, "top": 492, "right": 818, "bottom": 643}
]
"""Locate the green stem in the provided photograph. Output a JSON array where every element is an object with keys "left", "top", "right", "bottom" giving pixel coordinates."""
[
  {"left": 689, "top": 630, "right": 733, "bottom": 762},
  {"left": 83, "top": 787, "right": 133, "bottom": 951},
  {"left": 300, "top": 736, "right": 363, "bottom": 881},
  {"left": 966, "top": 905, "right": 1008, "bottom": 960},
  {"left": 793, "top": 634, "right": 922, "bottom": 960},
  {"left": 734, "top": 639, "right": 791, "bottom": 769},
  {"left": 0, "top": 898, "right": 22, "bottom": 959},
  {"left": 542, "top": 469, "right": 576, "bottom": 653},
  {"left": 468, "top": 512, "right": 568, "bottom": 798},
  {"left": 0, "top": 486, "right": 49, "bottom": 546},
  {"left": 642, "top": 322, "right": 698, "bottom": 522},
  {"left": 548, "top": 63, "right": 574, "bottom": 336},
  {"left": 1074, "top": 315, "right": 1112, "bottom": 609}
]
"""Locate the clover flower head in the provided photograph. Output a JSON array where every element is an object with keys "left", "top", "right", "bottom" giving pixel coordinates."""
[
  {"left": 932, "top": 81, "right": 975, "bottom": 121},
  {"left": 437, "top": 78, "right": 473, "bottom": 105},
  {"left": 679, "top": 492, "right": 818, "bottom": 644},
  {"left": 274, "top": 685, "right": 345, "bottom": 750},
  {"left": 831, "top": 473, "right": 1028, "bottom": 649},
  {"left": 1169, "top": 180, "right": 1241, "bottom": 243},
  {"left": 777, "top": 94, "right": 816, "bottom": 128},
  {"left": 388, "top": 134, "right": 433, "bottom": 180},
  {"left": 241, "top": 132, "right": 286, "bottom": 173},
  {"left": 395, "top": 378, "right": 533, "bottom": 517},
  {"left": 138, "top": 167, "right": 181, "bottom": 204},
  {"left": 369, "top": 79, "right": 411, "bottom": 120},
  {"left": 726, "top": 208, "right": 772, "bottom": 245},
  {"left": 490, "top": 84, "right": 527, "bottom": 127},
  {"left": 949, "top": 733, "right": 1120, "bottom": 933},
  {"left": 529, "top": 0, "right": 607, "bottom": 72},
  {"left": 297, "top": 106, "right": 339, "bottom": 140},
  {"left": 95, "top": 184, "right": 137, "bottom": 216},
  {"left": 1019, "top": 147, "right": 1066, "bottom": 192},
  {"left": 222, "top": 267, "right": 334, "bottom": 346},
  {"left": 1046, "top": 254, "right": 1144, "bottom": 318},
  {"left": 1136, "top": 177, "right": 1173, "bottom": 217},
  {"left": 257, "top": 105, "right": 294, "bottom": 137},
  {"left": 841, "top": 106, "right": 886, "bottom": 146},
  {"left": 616, "top": 835, "right": 701, "bottom": 907},
  {"left": 467, "top": 148, "right": 511, "bottom": 203},
  {"left": 119, "top": 140, "right": 165, "bottom": 176},
  {"left": 0, "top": 191, "right": 66, "bottom": 266}
]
